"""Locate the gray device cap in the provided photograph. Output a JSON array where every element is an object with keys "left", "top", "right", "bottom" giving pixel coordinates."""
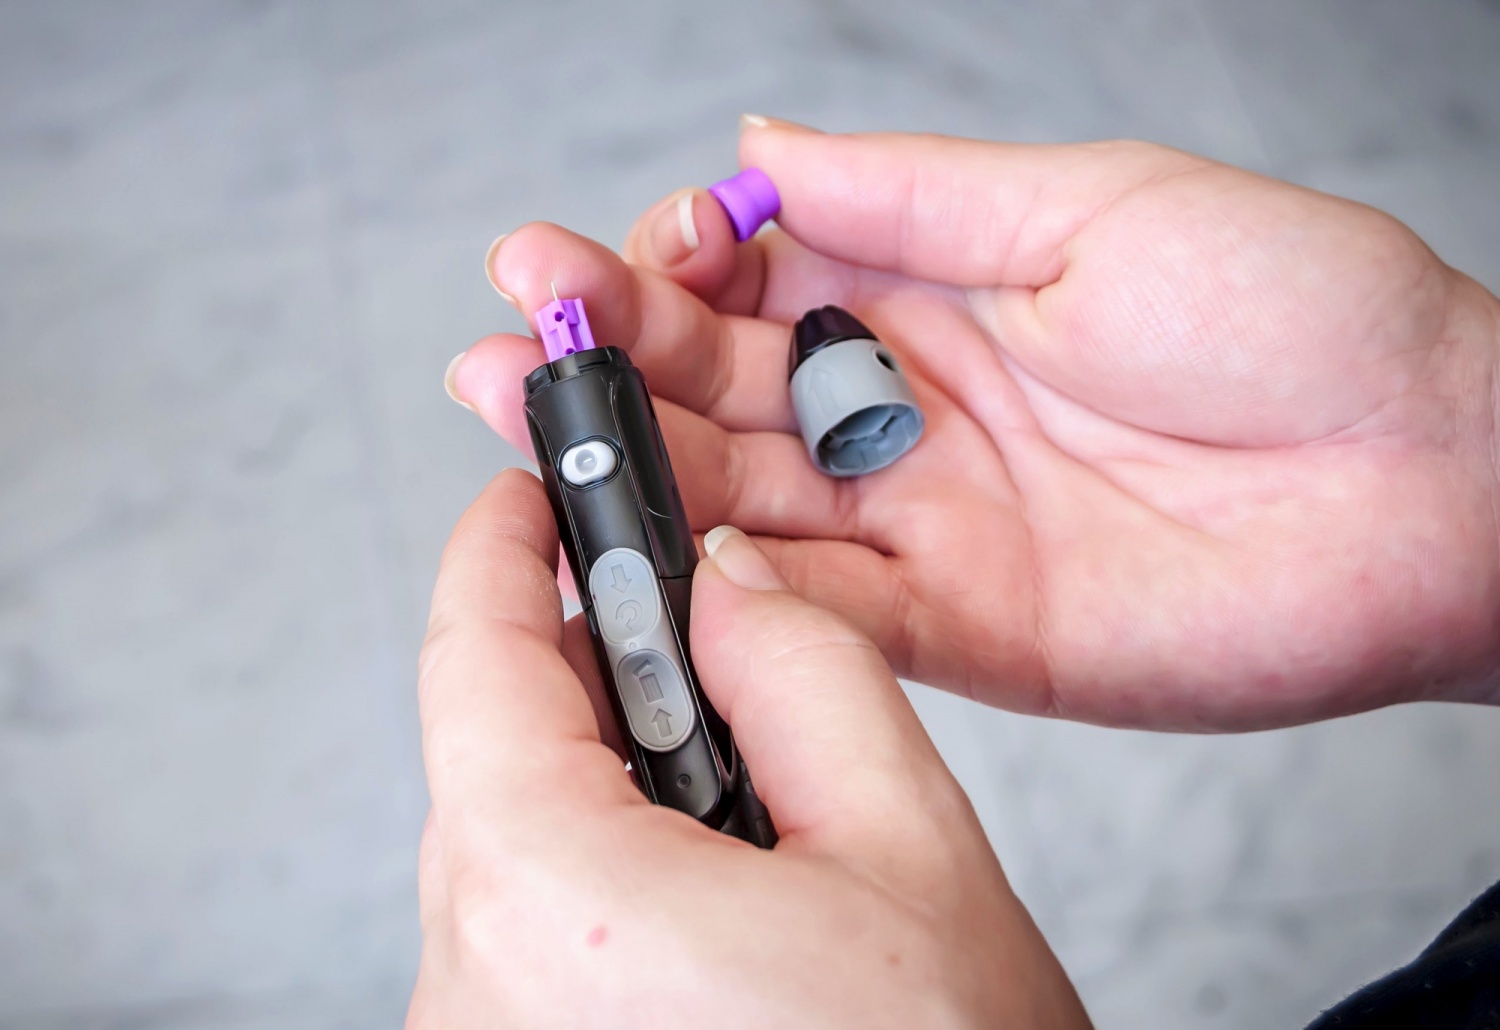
[{"left": 788, "top": 306, "right": 924, "bottom": 477}]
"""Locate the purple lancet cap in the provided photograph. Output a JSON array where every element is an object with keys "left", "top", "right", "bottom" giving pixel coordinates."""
[
  {"left": 535, "top": 297, "right": 597, "bottom": 362},
  {"left": 708, "top": 167, "right": 781, "bottom": 242}
]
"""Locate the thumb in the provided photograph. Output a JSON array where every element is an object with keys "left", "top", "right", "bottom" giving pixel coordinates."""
[
  {"left": 740, "top": 119, "right": 1201, "bottom": 288},
  {"left": 690, "top": 526, "right": 954, "bottom": 854}
]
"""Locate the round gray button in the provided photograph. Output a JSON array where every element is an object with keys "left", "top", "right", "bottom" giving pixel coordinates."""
[
  {"left": 615, "top": 649, "right": 693, "bottom": 751},
  {"left": 559, "top": 439, "right": 618, "bottom": 487},
  {"left": 588, "top": 547, "right": 660, "bottom": 644}
]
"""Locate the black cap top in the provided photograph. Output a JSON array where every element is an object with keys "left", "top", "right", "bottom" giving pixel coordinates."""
[{"left": 789, "top": 305, "right": 876, "bottom": 378}]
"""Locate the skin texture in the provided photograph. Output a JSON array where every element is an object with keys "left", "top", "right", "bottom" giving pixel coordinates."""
[
  {"left": 407, "top": 471, "right": 1089, "bottom": 1029},
  {"left": 456, "top": 122, "right": 1500, "bottom": 731}
]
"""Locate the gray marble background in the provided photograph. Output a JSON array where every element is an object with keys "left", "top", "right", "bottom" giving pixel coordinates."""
[{"left": 2, "top": 1, "right": 1499, "bottom": 1027}]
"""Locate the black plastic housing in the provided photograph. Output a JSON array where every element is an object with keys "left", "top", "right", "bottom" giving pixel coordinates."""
[
  {"left": 790, "top": 304, "right": 877, "bottom": 374},
  {"left": 524, "top": 347, "right": 775, "bottom": 847}
]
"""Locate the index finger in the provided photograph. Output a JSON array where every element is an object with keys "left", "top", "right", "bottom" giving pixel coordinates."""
[
  {"left": 419, "top": 468, "right": 638, "bottom": 833},
  {"left": 489, "top": 222, "right": 796, "bottom": 434}
]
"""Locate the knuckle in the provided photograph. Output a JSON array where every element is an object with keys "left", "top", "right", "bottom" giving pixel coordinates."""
[
  {"left": 441, "top": 829, "right": 585, "bottom": 963},
  {"left": 446, "top": 854, "right": 509, "bottom": 959}
]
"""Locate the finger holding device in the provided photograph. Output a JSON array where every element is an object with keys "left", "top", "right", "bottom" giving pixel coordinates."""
[{"left": 517, "top": 169, "right": 925, "bottom": 846}]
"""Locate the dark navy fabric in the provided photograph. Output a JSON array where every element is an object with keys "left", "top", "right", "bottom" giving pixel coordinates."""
[{"left": 1308, "top": 880, "right": 1500, "bottom": 1029}]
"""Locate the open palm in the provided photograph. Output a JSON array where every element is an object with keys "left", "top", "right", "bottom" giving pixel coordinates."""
[{"left": 457, "top": 127, "right": 1500, "bottom": 731}]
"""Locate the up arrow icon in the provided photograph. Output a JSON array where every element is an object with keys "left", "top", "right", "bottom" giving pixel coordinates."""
[{"left": 650, "top": 709, "right": 673, "bottom": 738}]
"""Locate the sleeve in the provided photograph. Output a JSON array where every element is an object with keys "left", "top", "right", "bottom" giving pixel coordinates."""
[{"left": 1307, "top": 879, "right": 1500, "bottom": 1029}]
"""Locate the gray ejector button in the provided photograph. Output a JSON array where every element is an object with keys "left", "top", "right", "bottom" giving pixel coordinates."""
[
  {"left": 559, "top": 439, "right": 619, "bottom": 487},
  {"left": 586, "top": 547, "right": 698, "bottom": 752},
  {"left": 615, "top": 650, "right": 692, "bottom": 750},
  {"left": 588, "top": 547, "right": 660, "bottom": 644}
]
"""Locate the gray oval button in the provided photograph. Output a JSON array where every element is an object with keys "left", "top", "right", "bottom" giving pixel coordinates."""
[
  {"left": 588, "top": 548, "right": 659, "bottom": 644},
  {"left": 559, "top": 440, "right": 618, "bottom": 487},
  {"left": 615, "top": 649, "right": 694, "bottom": 751}
]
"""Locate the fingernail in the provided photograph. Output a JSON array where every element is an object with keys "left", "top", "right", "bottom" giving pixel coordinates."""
[
  {"left": 703, "top": 525, "right": 785, "bottom": 591},
  {"left": 739, "top": 113, "right": 817, "bottom": 134},
  {"left": 444, "top": 352, "right": 477, "bottom": 413},
  {"left": 645, "top": 189, "right": 701, "bottom": 268},
  {"left": 484, "top": 234, "right": 518, "bottom": 306}
]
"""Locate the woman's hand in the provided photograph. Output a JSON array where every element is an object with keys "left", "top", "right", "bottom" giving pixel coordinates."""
[
  {"left": 452, "top": 123, "right": 1500, "bottom": 730},
  {"left": 407, "top": 470, "right": 1087, "bottom": 1028}
]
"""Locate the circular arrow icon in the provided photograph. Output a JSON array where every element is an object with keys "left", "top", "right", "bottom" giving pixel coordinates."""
[{"left": 614, "top": 599, "right": 642, "bottom": 631}]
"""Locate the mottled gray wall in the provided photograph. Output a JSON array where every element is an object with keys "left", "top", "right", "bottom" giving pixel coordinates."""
[{"left": 1, "top": 1, "right": 1498, "bottom": 1027}]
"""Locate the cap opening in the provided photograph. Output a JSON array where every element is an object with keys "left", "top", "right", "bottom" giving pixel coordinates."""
[{"left": 815, "top": 403, "right": 923, "bottom": 475}]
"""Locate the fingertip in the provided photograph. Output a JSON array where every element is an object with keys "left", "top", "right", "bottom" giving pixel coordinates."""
[
  {"left": 443, "top": 351, "right": 477, "bottom": 413},
  {"left": 701, "top": 525, "right": 787, "bottom": 591},
  {"left": 736, "top": 115, "right": 822, "bottom": 175},
  {"left": 737, "top": 113, "right": 820, "bottom": 143},
  {"left": 624, "top": 187, "right": 742, "bottom": 302},
  {"left": 688, "top": 532, "right": 941, "bottom": 847},
  {"left": 492, "top": 222, "right": 637, "bottom": 330},
  {"left": 435, "top": 466, "right": 560, "bottom": 625},
  {"left": 702, "top": 524, "right": 741, "bottom": 557},
  {"left": 688, "top": 545, "right": 781, "bottom": 682},
  {"left": 660, "top": 188, "right": 706, "bottom": 265},
  {"left": 486, "top": 464, "right": 551, "bottom": 511},
  {"left": 453, "top": 333, "right": 545, "bottom": 450},
  {"left": 484, "top": 234, "right": 518, "bottom": 305}
]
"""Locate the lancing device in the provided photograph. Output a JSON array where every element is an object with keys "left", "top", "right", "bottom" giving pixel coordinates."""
[
  {"left": 523, "top": 295, "right": 775, "bottom": 847},
  {"left": 521, "top": 170, "right": 778, "bottom": 846}
]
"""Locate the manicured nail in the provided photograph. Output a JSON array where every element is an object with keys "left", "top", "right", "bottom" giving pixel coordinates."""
[
  {"left": 740, "top": 113, "right": 769, "bottom": 130},
  {"left": 484, "top": 234, "right": 518, "bottom": 306},
  {"left": 444, "top": 352, "right": 477, "bottom": 413},
  {"left": 703, "top": 525, "right": 785, "bottom": 591},
  {"left": 644, "top": 189, "right": 701, "bottom": 269}
]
